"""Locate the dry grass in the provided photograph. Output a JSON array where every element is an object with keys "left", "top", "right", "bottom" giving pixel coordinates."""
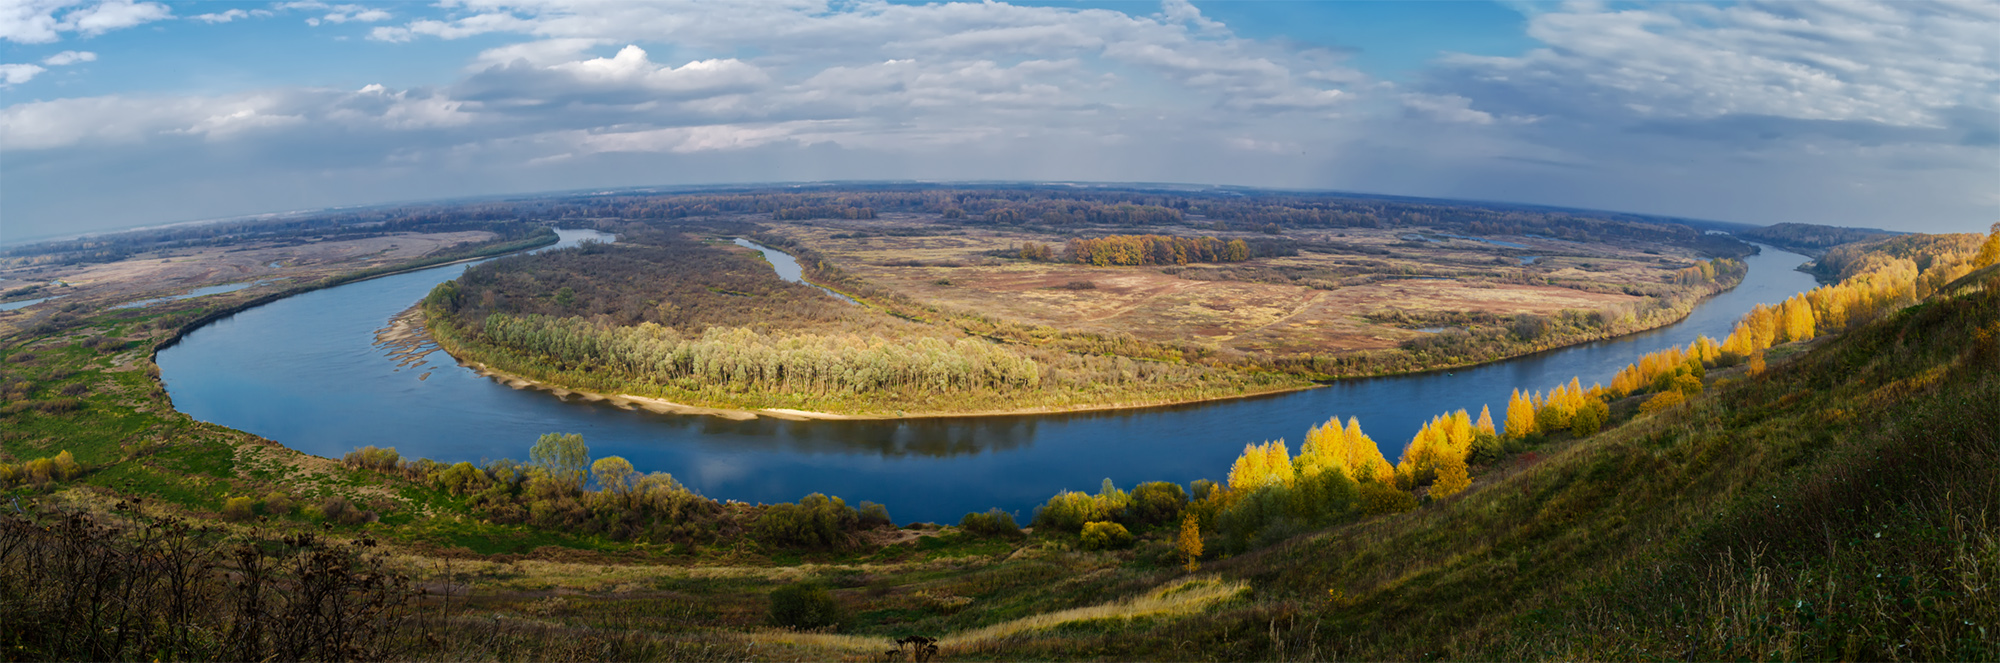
[
  {"left": 768, "top": 220, "right": 1689, "bottom": 358},
  {"left": 940, "top": 575, "right": 1248, "bottom": 647}
]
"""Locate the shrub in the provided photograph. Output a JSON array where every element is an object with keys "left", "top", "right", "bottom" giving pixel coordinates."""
[
  {"left": 1060, "top": 280, "right": 1096, "bottom": 290},
  {"left": 34, "top": 398, "right": 82, "bottom": 414},
  {"left": 50, "top": 451, "right": 81, "bottom": 480},
  {"left": 959, "top": 508, "right": 1021, "bottom": 538},
  {"left": 1468, "top": 431, "right": 1505, "bottom": 465},
  {"left": 318, "top": 497, "right": 376, "bottom": 526},
  {"left": 768, "top": 582, "right": 844, "bottom": 630},
  {"left": 1358, "top": 482, "right": 1417, "bottom": 516},
  {"left": 857, "top": 501, "right": 892, "bottom": 529},
  {"left": 1571, "top": 401, "right": 1606, "bottom": 436},
  {"left": 222, "top": 496, "right": 258, "bottom": 522},
  {"left": 1079, "top": 521, "right": 1134, "bottom": 550},
  {"left": 1129, "top": 481, "right": 1188, "bottom": 526},
  {"left": 755, "top": 493, "right": 858, "bottom": 548},
  {"left": 262, "top": 492, "right": 295, "bottom": 516},
  {"left": 343, "top": 446, "right": 401, "bottom": 472},
  {"left": 1033, "top": 491, "right": 1106, "bottom": 534},
  {"left": 1640, "top": 390, "right": 1687, "bottom": 414}
]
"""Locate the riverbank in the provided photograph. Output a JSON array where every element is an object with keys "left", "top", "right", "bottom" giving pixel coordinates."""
[{"left": 141, "top": 230, "right": 561, "bottom": 357}]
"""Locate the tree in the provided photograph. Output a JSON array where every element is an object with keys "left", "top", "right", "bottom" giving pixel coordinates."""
[
  {"left": 1976, "top": 222, "right": 2000, "bottom": 269},
  {"left": 1474, "top": 405, "right": 1497, "bottom": 438},
  {"left": 1178, "top": 511, "right": 1203, "bottom": 572},
  {"left": 1432, "top": 452, "right": 1470, "bottom": 498},
  {"left": 1504, "top": 389, "right": 1536, "bottom": 439},
  {"left": 592, "top": 456, "right": 637, "bottom": 496},
  {"left": 530, "top": 433, "right": 590, "bottom": 491}
]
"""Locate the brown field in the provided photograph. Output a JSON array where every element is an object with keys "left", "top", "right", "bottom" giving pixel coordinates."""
[
  {"left": 765, "top": 215, "right": 1706, "bottom": 356},
  {"left": 0, "top": 231, "right": 494, "bottom": 309}
]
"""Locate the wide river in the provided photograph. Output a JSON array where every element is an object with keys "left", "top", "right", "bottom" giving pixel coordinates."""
[{"left": 160, "top": 230, "right": 1820, "bottom": 523}]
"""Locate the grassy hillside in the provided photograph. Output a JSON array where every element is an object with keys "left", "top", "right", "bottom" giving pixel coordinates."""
[{"left": 980, "top": 254, "right": 1999, "bottom": 660}]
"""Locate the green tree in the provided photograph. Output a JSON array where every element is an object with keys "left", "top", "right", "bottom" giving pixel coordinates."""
[
  {"left": 591, "top": 456, "right": 636, "bottom": 496},
  {"left": 530, "top": 433, "right": 590, "bottom": 491}
]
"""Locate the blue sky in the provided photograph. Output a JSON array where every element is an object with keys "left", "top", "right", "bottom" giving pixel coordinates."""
[{"left": 2, "top": 0, "right": 1995, "bottom": 244}]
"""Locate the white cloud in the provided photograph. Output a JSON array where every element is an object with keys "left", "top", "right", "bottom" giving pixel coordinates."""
[
  {"left": 2, "top": 0, "right": 1994, "bottom": 237},
  {"left": 1429, "top": 1, "right": 2000, "bottom": 133},
  {"left": 40, "top": 49, "right": 93, "bottom": 65},
  {"left": 470, "top": 37, "right": 604, "bottom": 69},
  {"left": 1401, "top": 93, "right": 1495, "bottom": 125},
  {"left": 190, "top": 8, "right": 251, "bottom": 23},
  {"left": 0, "top": 62, "right": 45, "bottom": 85},
  {"left": 0, "top": 0, "right": 169, "bottom": 43},
  {"left": 56, "top": 0, "right": 169, "bottom": 36}
]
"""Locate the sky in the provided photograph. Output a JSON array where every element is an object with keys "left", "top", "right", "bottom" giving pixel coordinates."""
[{"left": 1, "top": 0, "right": 1995, "bottom": 244}]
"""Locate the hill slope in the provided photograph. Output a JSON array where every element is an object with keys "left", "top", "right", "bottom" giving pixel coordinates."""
[{"left": 989, "top": 256, "right": 1997, "bottom": 660}]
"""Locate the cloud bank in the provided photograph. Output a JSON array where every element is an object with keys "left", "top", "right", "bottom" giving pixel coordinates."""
[{"left": 1, "top": 0, "right": 1994, "bottom": 240}]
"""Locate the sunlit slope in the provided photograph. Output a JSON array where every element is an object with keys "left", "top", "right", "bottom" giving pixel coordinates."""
[{"left": 990, "top": 265, "right": 1998, "bottom": 660}]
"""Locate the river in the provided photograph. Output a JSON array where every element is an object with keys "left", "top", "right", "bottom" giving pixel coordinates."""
[{"left": 157, "top": 230, "right": 1820, "bottom": 523}]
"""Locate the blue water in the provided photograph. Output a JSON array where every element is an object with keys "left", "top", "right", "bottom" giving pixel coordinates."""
[
  {"left": 732, "top": 238, "right": 860, "bottom": 305},
  {"left": 0, "top": 296, "right": 58, "bottom": 311},
  {"left": 114, "top": 280, "right": 279, "bottom": 309},
  {"left": 158, "top": 236, "right": 1818, "bottom": 523}
]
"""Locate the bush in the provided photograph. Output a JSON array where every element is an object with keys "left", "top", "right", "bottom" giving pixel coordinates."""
[
  {"left": 768, "top": 582, "right": 843, "bottom": 630},
  {"left": 1129, "top": 481, "right": 1188, "bottom": 526},
  {"left": 857, "top": 501, "right": 892, "bottom": 529},
  {"left": 262, "top": 492, "right": 295, "bottom": 516},
  {"left": 959, "top": 508, "right": 1022, "bottom": 538},
  {"left": 1358, "top": 482, "right": 1417, "bottom": 516},
  {"left": 221, "top": 496, "right": 258, "bottom": 522},
  {"left": 318, "top": 497, "right": 376, "bottom": 526},
  {"left": 1033, "top": 491, "right": 1106, "bottom": 534},
  {"left": 755, "top": 493, "right": 858, "bottom": 548},
  {"left": 342, "top": 446, "right": 401, "bottom": 472},
  {"left": 1079, "top": 521, "right": 1134, "bottom": 550},
  {"left": 1640, "top": 390, "right": 1687, "bottom": 414}
]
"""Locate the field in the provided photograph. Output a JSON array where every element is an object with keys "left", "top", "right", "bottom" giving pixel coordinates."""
[
  {"left": 764, "top": 214, "right": 1736, "bottom": 360},
  {"left": 0, "top": 230, "right": 499, "bottom": 338}
]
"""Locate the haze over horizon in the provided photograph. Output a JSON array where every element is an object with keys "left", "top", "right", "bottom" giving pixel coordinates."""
[{"left": 3, "top": 0, "right": 1996, "bottom": 243}]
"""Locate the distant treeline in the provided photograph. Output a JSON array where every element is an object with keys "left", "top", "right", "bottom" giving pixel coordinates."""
[
  {"left": 2, "top": 208, "right": 548, "bottom": 267},
  {"left": 338, "top": 184, "right": 1749, "bottom": 256},
  {"left": 1020, "top": 235, "right": 1254, "bottom": 266},
  {"left": 1740, "top": 222, "right": 1895, "bottom": 252},
  {"left": 6, "top": 184, "right": 1759, "bottom": 268}
]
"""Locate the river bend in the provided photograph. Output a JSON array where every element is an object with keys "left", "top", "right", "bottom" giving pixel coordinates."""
[{"left": 159, "top": 232, "right": 1819, "bottom": 522}]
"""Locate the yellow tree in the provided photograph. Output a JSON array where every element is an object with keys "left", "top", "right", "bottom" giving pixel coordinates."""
[
  {"left": 1446, "top": 410, "right": 1475, "bottom": 457},
  {"left": 1432, "top": 451, "right": 1471, "bottom": 498},
  {"left": 1178, "top": 512, "right": 1203, "bottom": 572},
  {"left": 1977, "top": 222, "right": 2000, "bottom": 268},
  {"left": 1781, "top": 294, "right": 1816, "bottom": 342},
  {"left": 1342, "top": 417, "right": 1395, "bottom": 483},
  {"left": 1297, "top": 418, "right": 1348, "bottom": 480},
  {"left": 1474, "top": 405, "right": 1497, "bottom": 438},
  {"left": 1504, "top": 389, "right": 1536, "bottom": 438}
]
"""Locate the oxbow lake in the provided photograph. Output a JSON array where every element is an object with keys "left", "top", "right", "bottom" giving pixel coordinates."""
[{"left": 159, "top": 230, "right": 1821, "bottom": 523}]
